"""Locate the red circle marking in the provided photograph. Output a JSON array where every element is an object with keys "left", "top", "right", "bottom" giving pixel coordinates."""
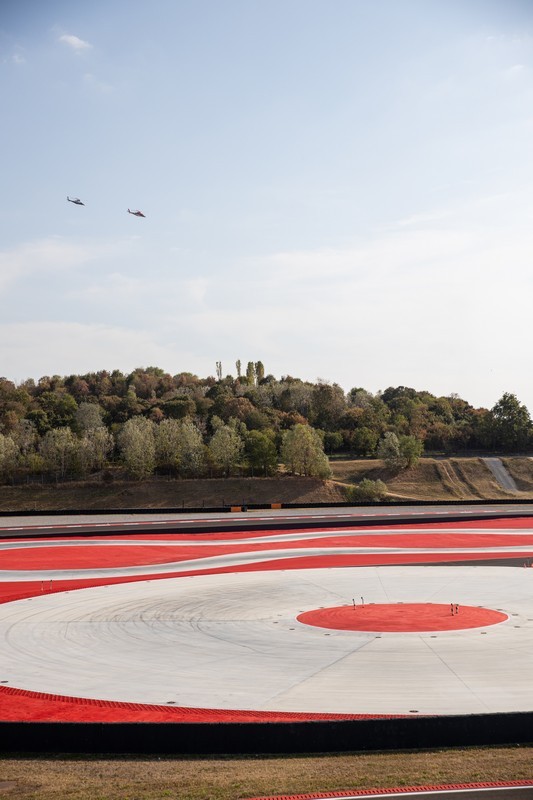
[{"left": 297, "top": 603, "right": 508, "bottom": 632}]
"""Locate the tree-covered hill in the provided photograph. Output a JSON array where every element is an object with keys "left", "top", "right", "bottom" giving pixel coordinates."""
[{"left": 0, "top": 362, "right": 531, "bottom": 483}]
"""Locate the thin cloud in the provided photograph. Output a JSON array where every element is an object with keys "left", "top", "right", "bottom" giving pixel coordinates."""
[
  {"left": 503, "top": 64, "right": 526, "bottom": 79},
  {"left": 83, "top": 73, "right": 112, "bottom": 93},
  {"left": 0, "top": 237, "right": 129, "bottom": 293},
  {"left": 0, "top": 321, "right": 178, "bottom": 383},
  {"left": 58, "top": 34, "right": 92, "bottom": 52},
  {"left": 2, "top": 49, "right": 26, "bottom": 66}
]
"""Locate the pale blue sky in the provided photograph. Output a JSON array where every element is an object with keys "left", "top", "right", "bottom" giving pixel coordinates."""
[{"left": 1, "top": 0, "right": 533, "bottom": 411}]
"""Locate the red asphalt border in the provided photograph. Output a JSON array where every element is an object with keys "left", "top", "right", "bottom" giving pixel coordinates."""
[
  {"left": 0, "top": 684, "right": 409, "bottom": 723},
  {"left": 244, "top": 780, "right": 533, "bottom": 799}
]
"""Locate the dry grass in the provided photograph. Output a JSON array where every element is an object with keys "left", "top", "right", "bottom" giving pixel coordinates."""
[
  {"left": 0, "top": 746, "right": 532, "bottom": 799},
  {"left": 502, "top": 458, "right": 533, "bottom": 492},
  {"left": 451, "top": 458, "right": 510, "bottom": 499}
]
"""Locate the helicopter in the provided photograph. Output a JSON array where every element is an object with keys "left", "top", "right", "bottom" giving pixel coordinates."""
[
  {"left": 67, "top": 196, "right": 85, "bottom": 206},
  {"left": 127, "top": 209, "right": 146, "bottom": 217}
]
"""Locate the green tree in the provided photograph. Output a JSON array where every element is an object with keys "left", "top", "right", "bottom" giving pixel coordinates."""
[
  {"left": 75, "top": 402, "right": 105, "bottom": 433},
  {"left": 162, "top": 396, "right": 196, "bottom": 420},
  {"left": 245, "top": 430, "right": 278, "bottom": 476},
  {"left": 176, "top": 419, "right": 205, "bottom": 476},
  {"left": 254, "top": 361, "right": 265, "bottom": 383},
  {"left": 398, "top": 434, "right": 424, "bottom": 468},
  {"left": 488, "top": 393, "right": 532, "bottom": 451},
  {"left": 38, "top": 391, "right": 78, "bottom": 429},
  {"left": 11, "top": 419, "right": 37, "bottom": 458},
  {"left": 83, "top": 427, "right": 114, "bottom": 471},
  {"left": 323, "top": 430, "right": 343, "bottom": 454},
  {"left": 377, "top": 431, "right": 402, "bottom": 468},
  {"left": 311, "top": 382, "right": 346, "bottom": 430},
  {"left": 281, "top": 424, "right": 331, "bottom": 478},
  {"left": 118, "top": 417, "right": 156, "bottom": 479},
  {"left": 350, "top": 427, "right": 379, "bottom": 457},
  {"left": 39, "top": 428, "right": 78, "bottom": 478},
  {"left": 246, "top": 361, "right": 255, "bottom": 385},
  {"left": 377, "top": 431, "right": 423, "bottom": 469},
  {"left": 155, "top": 418, "right": 182, "bottom": 469},
  {"left": 208, "top": 417, "right": 244, "bottom": 476},
  {"left": 0, "top": 434, "right": 18, "bottom": 481}
]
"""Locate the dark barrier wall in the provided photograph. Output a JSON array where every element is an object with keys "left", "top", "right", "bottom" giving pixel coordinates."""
[
  {"left": 3, "top": 497, "right": 533, "bottom": 517},
  {"left": 2, "top": 712, "right": 533, "bottom": 754}
]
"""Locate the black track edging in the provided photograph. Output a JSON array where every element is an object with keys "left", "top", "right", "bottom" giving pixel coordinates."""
[{"left": 1, "top": 710, "right": 533, "bottom": 754}]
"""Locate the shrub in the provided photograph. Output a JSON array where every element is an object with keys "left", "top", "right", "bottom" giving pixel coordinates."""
[{"left": 345, "top": 478, "right": 387, "bottom": 503}]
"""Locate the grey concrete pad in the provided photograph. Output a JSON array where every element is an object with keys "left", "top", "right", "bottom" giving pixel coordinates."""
[
  {"left": 1, "top": 566, "right": 532, "bottom": 715},
  {"left": 483, "top": 458, "right": 519, "bottom": 492}
]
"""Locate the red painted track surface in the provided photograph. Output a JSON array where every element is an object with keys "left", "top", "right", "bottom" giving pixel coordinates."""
[
  {"left": 297, "top": 603, "right": 508, "bottom": 632},
  {"left": 1, "top": 516, "right": 533, "bottom": 723},
  {"left": 4, "top": 532, "right": 533, "bottom": 570}
]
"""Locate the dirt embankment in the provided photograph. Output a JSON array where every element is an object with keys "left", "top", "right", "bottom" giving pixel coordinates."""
[
  {"left": 330, "top": 456, "right": 533, "bottom": 501},
  {"left": 0, "top": 476, "right": 347, "bottom": 512},
  {"left": 0, "top": 457, "right": 532, "bottom": 512}
]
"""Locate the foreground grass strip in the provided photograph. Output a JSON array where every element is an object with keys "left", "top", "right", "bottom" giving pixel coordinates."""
[{"left": 0, "top": 746, "right": 532, "bottom": 800}]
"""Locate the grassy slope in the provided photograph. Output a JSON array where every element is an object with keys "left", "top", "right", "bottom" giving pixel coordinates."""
[
  {"left": 0, "top": 457, "right": 532, "bottom": 511},
  {"left": 1, "top": 746, "right": 532, "bottom": 799}
]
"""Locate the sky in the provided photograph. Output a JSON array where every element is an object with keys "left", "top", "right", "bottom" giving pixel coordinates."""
[{"left": 1, "top": 0, "right": 533, "bottom": 412}]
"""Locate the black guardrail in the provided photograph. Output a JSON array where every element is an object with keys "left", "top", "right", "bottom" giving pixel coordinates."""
[{"left": 1, "top": 710, "right": 532, "bottom": 754}]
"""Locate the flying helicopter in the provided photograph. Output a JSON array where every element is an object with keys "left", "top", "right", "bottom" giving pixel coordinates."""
[
  {"left": 127, "top": 209, "right": 145, "bottom": 217},
  {"left": 67, "top": 196, "right": 84, "bottom": 205}
]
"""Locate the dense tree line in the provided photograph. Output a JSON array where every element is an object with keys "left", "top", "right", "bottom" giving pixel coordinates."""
[{"left": 0, "top": 361, "right": 531, "bottom": 483}]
